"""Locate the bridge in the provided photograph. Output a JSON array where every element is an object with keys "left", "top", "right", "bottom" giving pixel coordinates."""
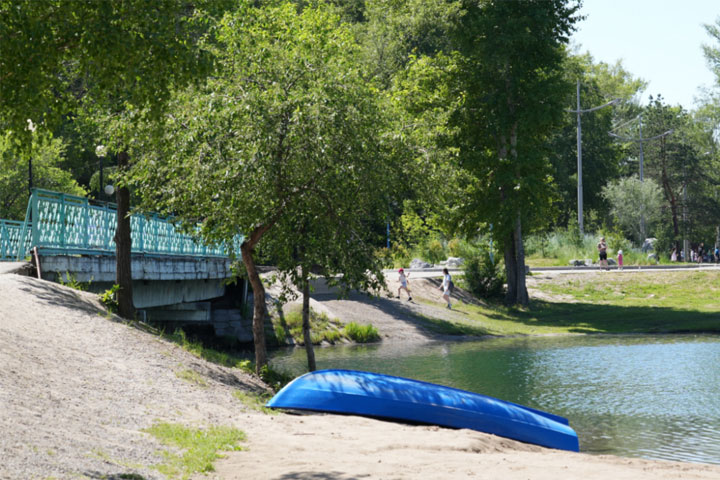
[{"left": 1, "top": 189, "right": 252, "bottom": 341}]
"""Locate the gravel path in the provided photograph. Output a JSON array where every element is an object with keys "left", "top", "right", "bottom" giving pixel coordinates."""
[
  {"left": 0, "top": 273, "right": 267, "bottom": 480},
  {"left": 309, "top": 274, "right": 486, "bottom": 343}
]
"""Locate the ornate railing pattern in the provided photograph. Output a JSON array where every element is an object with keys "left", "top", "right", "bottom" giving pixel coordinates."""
[
  {"left": 2, "top": 189, "right": 242, "bottom": 261},
  {"left": 0, "top": 219, "right": 31, "bottom": 261}
]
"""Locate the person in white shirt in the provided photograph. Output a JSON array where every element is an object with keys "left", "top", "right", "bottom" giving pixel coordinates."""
[{"left": 440, "top": 268, "right": 452, "bottom": 309}]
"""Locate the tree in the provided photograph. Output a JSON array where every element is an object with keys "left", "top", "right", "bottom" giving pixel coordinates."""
[
  {"left": 357, "top": 0, "right": 461, "bottom": 87},
  {"left": 130, "top": 1, "right": 404, "bottom": 373},
  {"left": 0, "top": 0, "right": 220, "bottom": 319},
  {"left": 0, "top": 131, "right": 85, "bottom": 220},
  {"left": 638, "top": 98, "right": 703, "bottom": 244},
  {"left": 449, "top": 0, "right": 581, "bottom": 305},
  {"left": 601, "top": 175, "right": 663, "bottom": 244},
  {"left": 548, "top": 53, "right": 646, "bottom": 228}
]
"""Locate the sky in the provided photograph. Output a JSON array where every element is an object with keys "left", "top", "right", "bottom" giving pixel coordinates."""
[{"left": 570, "top": 0, "right": 720, "bottom": 110}]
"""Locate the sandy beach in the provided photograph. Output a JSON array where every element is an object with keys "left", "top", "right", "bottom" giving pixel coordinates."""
[{"left": 1, "top": 264, "right": 719, "bottom": 479}]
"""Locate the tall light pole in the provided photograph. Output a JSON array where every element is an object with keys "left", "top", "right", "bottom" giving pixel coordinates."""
[
  {"left": 609, "top": 116, "right": 673, "bottom": 239},
  {"left": 568, "top": 80, "right": 620, "bottom": 235}
]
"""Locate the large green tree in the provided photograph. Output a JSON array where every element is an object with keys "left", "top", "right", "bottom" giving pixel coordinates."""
[
  {"left": 548, "top": 53, "right": 646, "bottom": 229},
  {"left": 449, "top": 0, "right": 581, "bottom": 305},
  {"left": 130, "top": 1, "right": 404, "bottom": 372},
  {"left": 0, "top": 0, "right": 220, "bottom": 318},
  {"left": 0, "top": 131, "right": 85, "bottom": 220}
]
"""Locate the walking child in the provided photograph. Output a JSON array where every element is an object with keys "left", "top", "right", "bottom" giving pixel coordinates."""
[
  {"left": 440, "top": 268, "right": 452, "bottom": 309},
  {"left": 397, "top": 268, "right": 412, "bottom": 301},
  {"left": 617, "top": 250, "right": 623, "bottom": 270}
]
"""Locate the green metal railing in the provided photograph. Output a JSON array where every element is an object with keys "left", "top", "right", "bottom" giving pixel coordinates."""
[
  {"left": 0, "top": 219, "right": 32, "bottom": 261},
  {"left": 0, "top": 189, "right": 242, "bottom": 261}
]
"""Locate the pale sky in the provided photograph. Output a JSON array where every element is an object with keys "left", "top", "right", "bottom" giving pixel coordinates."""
[{"left": 570, "top": 0, "right": 720, "bottom": 110}]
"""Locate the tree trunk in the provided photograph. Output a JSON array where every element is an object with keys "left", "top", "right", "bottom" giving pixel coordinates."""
[
  {"left": 301, "top": 267, "right": 316, "bottom": 372},
  {"left": 115, "top": 150, "right": 134, "bottom": 320},
  {"left": 659, "top": 140, "right": 680, "bottom": 237},
  {"left": 513, "top": 213, "right": 529, "bottom": 306},
  {"left": 504, "top": 230, "right": 517, "bottom": 305},
  {"left": 241, "top": 240, "right": 268, "bottom": 374}
]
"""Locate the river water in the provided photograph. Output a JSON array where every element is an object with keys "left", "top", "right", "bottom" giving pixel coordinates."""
[{"left": 269, "top": 334, "right": 720, "bottom": 465}]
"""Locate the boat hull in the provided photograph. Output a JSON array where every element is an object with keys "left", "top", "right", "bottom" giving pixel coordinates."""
[{"left": 266, "top": 369, "right": 579, "bottom": 452}]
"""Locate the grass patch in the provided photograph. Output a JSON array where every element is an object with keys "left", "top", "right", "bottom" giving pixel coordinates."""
[
  {"left": 276, "top": 308, "right": 345, "bottom": 345},
  {"left": 343, "top": 322, "right": 380, "bottom": 343},
  {"left": 439, "top": 271, "right": 720, "bottom": 336},
  {"left": 144, "top": 422, "right": 245, "bottom": 479},
  {"left": 160, "top": 328, "right": 290, "bottom": 390},
  {"left": 272, "top": 308, "right": 381, "bottom": 345},
  {"left": 175, "top": 369, "right": 208, "bottom": 387},
  {"left": 233, "top": 390, "right": 276, "bottom": 414},
  {"left": 164, "top": 329, "right": 253, "bottom": 371}
]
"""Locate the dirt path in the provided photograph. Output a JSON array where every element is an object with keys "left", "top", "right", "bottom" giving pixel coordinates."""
[{"left": 307, "top": 273, "right": 484, "bottom": 343}]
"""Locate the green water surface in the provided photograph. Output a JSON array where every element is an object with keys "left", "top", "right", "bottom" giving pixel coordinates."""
[{"left": 269, "top": 334, "right": 720, "bottom": 465}]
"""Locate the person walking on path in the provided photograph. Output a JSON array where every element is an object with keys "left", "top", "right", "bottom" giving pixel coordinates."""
[
  {"left": 617, "top": 250, "right": 623, "bottom": 270},
  {"left": 397, "top": 268, "right": 412, "bottom": 301},
  {"left": 440, "top": 268, "right": 452, "bottom": 309},
  {"left": 597, "top": 237, "right": 608, "bottom": 269}
]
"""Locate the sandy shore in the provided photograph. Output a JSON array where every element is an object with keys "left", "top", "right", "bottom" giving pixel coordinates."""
[{"left": 1, "top": 266, "right": 719, "bottom": 479}]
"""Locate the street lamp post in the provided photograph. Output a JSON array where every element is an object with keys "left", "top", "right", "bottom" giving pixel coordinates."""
[{"left": 568, "top": 80, "right": 620, "bottom": 235}]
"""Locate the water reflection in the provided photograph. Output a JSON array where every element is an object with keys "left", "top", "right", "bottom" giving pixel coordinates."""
[{"left": 269, "top": 334, "right": 720, "bottom": 465}]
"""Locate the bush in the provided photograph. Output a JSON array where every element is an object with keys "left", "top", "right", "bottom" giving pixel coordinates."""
[
  {"left": 463, "top": 251, "right": 505, "bottom": 299},
  {"left": 281, "top": 308, "right": 343, "bottom": 345},
  {"left": 343, "top": 322, "right": 380, "bottom": 343},
  {"left": 420, "top": 238, "right": 446, "bottom": 264},
  {"left": 390, "top": 243, "right": 412, "bottom": 268}
]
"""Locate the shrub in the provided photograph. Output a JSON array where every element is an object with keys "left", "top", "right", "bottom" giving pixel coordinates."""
[
  {"left": 375, "top": 247, "right": 394, "bottom": 268},
  {"left": 390, "top": 243, "right": 411, "bottom": 267},
  {"left": 281, "top": 308, "right": 344, "bottom": 345},
  {"left": 343, "top": 322, "right": 380, "bottom": 343},
  {"left": 463, "top": 251, "right": 505, "bottom": 299},
  {"left": 421, "top": 238, "right": 446, "bottom": 264},
  {"left": 99, "top": 284, "right": 120, "bottom": 313}
]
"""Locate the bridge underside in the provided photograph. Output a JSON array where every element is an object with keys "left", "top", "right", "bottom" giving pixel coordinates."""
[{"left": 38, "top": 254, "right": 253, "bottom": 342}]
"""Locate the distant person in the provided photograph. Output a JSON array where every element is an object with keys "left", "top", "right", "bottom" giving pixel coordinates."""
[
  {"left": 597, "top": 237, "right": 608, "bottom": 269},
  {"left": 698, "top": 243, "right": 704, "bottom": 264},
  {"left": 617, "top": 250, "right": 623, "bottom": 270},
  {"left": 671, "top": 247, "right": 678, "bottom": 262},
  {"left": 397, "top": 268, "right": 412, "bottom": 301},
  {"left": 440, "top": 267, "right": 452, "bottom": 309}
]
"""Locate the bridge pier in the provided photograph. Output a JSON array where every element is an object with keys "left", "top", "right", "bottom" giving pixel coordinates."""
[{"left": 39, "top": 254, "right": 254, "bottom": 342}]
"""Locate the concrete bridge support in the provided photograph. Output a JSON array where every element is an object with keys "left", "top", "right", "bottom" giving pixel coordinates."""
[{"left": 39, "top": 254, "right": 254, "bottom": 342}]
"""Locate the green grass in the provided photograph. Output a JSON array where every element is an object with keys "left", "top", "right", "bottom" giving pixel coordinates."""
[
  {"left": 163, "top": 329, "right": 253, "bottom": 371},
  {"left": 343, "top": 322, "right": 380, "bottom": 342},
  {"left": 275, "top": 308, "right": 344, "bottom": 345},
  {"left": 144, "top": 422, "right": 245, "bottom": 479},
  {"left": 232, "top": 390, "right": 276, "bottom": 414},
  {"left": 272, "top": 308, "right": 380, "bottom": 345},
  {"left": 438, "top": 270, "right": 720, "bottom": 336},
  {"left": 175, "top": 369, "right": 208, "bottom": 387}
]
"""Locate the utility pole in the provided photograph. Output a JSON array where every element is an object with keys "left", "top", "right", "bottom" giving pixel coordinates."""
[
  {"left": 609, "top": 116, "right": 672, "bottom": 240},
  {"left": 568, "top": 80, "right": 619, "bottom": 235}
]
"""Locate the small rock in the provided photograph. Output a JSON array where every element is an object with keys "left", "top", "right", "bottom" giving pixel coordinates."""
[
  {"left": 410, "top": 258, "right": 432, "bottom": 269},
  {"left": 446, "top": 257, "right": 465, "bottom": 267}
]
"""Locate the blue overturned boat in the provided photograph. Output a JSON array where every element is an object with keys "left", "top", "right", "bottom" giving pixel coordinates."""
[{"left": 266, "top": 369, "right": 579, "bottom": 452}]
